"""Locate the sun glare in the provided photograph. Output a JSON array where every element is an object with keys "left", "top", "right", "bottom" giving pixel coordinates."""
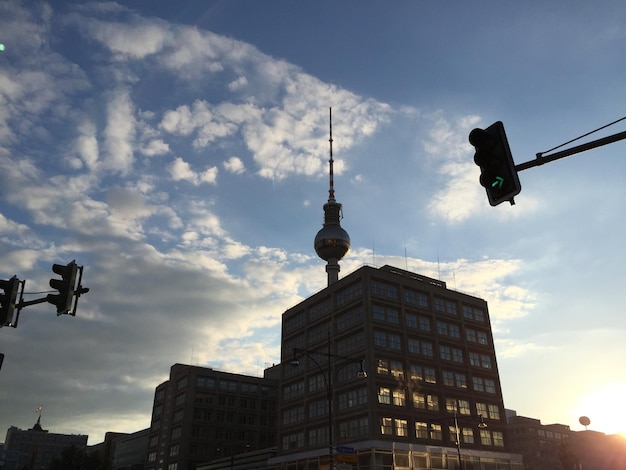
[{"left": 574, "top": 383, "right": 626, "bottom": 436}]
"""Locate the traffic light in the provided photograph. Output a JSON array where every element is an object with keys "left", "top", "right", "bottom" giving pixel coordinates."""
[
  {"left": 469, "top": 121, "right": 521, "bottom": 206},
  {"left": 47, "top": 261, "right": 78, "bottom": 315},
  {"left": 0, "top": 276, "right": 19, "bottom": 326}
]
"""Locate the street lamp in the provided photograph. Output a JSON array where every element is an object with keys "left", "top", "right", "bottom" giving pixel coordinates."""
[
  {"left": 290, "top": 342, "right": 367, "bottom": 469},
  {"left": 452, "top": 411, "right": 487, "bottom": 470}
]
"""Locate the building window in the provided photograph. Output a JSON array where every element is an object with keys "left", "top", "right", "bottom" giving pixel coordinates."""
[
  {"left": 336, "top": 306, "right": 364, "bottom": 331},
  {"left": 308, "top": 399, "right": 327, "bottom": 418},
  {"left": 338, "top": 417, "right": 369, "bottom": 438},
  {"left": 337, "top": 331, "right": 364, "bottom": 355},
  {"left": 480, "top": 354, "right": 492, "bottom": 369},
  {"left": 308, "top": 426, "right": 328, "bottom": 446},
  {"left": 338, "top": 387, "right": 367, "bottom": 410},
  {"left": 440, "top": 346, "right": 451, "bottom": 361},
  {"left": 408, "top": 313, "right": 432, "bottom": 331},
  {"left": 373, "top": 305, "right": 399, "bottom": 323},
  {"left": 283, "top": 381, "right": 304, "bottom": 400},
  {"left": 435, "top": 298, "right": 457, "bottom": 315},
  {"left": 452, "top": 348, "right": 464, "bottom": 363},
  {"left": 336, "top": 282, "right": 362, "bottom": 307},
  {"left": 390, "top": 360, "right": 404, "bottom": 379},
  {"left": 309, "top": 374, "right": 325, "bottom": 392},
  {"left": 377, "top": 359, "right": 390, "bottom": 375},
  {"left": 443, "top": 371, "right": 454, "bottom": 387},
  {"left": 371, "top": 281, "right": 398, "bottom": 300},
  {"left": 485, "top": 379, "right": 496, "bottom": 394},
  {"left": 147, "top": 452, "right": 156, "bottom": 463},
  {"left": 177, "top": 377, "right": 187, "bottom": 390},
  {"left": 282, "top": 432, "right": 305, "bottom": 450},
  {"left": 378, "top": 387, "right": 391, "bottom": 405},
  {"left": 380, "top": 417, "right": 393, "bottom": 435},
  {"left": 408, "top": 338, "right": 433, "bottom": 357},
  {"left": 374, "top": 330, "right": 401, "bottom": 350},
  {"left": 415, "top": 421, "right": 428, "bottom": 439},
  {"left": 473, "top": 377, "right": 485, "bottom": 392},
  {"left": 430, "top": 423, "right": 443, "bottom": 440},
  {"left": 493, "top": 431, "right": 505, "bottom": 447},
  {"left": 395, "top": 419, "right": 408, "bottom": 437},
  {"left": 458, "top": 399, "right": 470, "bottom": 415},
  {"left": 463, "top": 305, "right": 485, "bottom": 323},
  {"left": 455, "top": 373, "right": 467, "bottom": 389},
  {"left": 488, "top": 404, "right": 501, "bottom": 420},
  {"left": 462, "top": 427, "right": 475, "bottom": 444},
  {"left": 282, "top": 406, "right": 304, "bottom": 424},
  {"left": 219, "top": 380, "right": 237, "bottom": 391},
  {"left": 480, "top": 429, "right": 492, "bottom": 446},
  {"left": 476, "top": 402, "right": 488, "bottom": 417},
  {"left": 309, "top": 298, "right": 332, "bottom": 321},
  {"left": 410, "top": 364, "right": 436, "bottom": 384},
  {"left": 169, "top": 444, "right": 180, "bottom": 457},
  {"left": 404, "top": 289, "right": 429, "bottom": 308},
  {"left": 197, "top": 376, "right": 216, "bottom": 389},
  {"left": 392, "top": 389, "right": 406, "bottom": 406},
  {"left": 412, "top": 392, "right": 438, "bottom": 411}
]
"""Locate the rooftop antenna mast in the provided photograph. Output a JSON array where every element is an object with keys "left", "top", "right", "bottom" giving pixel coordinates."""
[{"left": 329, "top": 108, "right": 335, "bottom": 202}]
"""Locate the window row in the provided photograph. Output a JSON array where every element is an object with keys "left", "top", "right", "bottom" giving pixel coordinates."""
[
  {"left": 376, "top": 388, "right": 501, "bottom": 419},
  {"left": 374, "top": 340, "right": 494, "bottom": 369},
  {"left": 370, "top": 281, "right": 486, "bottom": 324}
]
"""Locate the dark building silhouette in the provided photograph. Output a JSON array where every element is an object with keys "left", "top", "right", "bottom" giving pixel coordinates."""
[
  {"left": 3, "top": 416, "right": 88, "bottom": 470},
  {"left": 506, "top": 410, "right": 570, "bottom": 470},
  {"left": 144, "top": 364, "right": 278, "bottom": 470}
]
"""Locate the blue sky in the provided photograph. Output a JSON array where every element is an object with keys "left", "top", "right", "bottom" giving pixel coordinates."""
[{"left": 1, "top": 0, "right": 626, "bottom": 444}]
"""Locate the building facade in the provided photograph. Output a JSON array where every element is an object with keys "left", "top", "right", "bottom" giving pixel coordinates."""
[
  {"left": 3, "top": 418, "right": 88, "bottom": 470},
  {"left": 271, "top": 264, "right": 522, "bottom": 469},
  {"left": 505, "top": 410, "right": 571, "bottom": 470},
  {"left": 145, "top": 364, "right": 278, "bottom": 470}
]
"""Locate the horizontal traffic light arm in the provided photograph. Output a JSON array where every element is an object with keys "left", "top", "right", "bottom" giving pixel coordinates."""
[{"left": 515, "top": 129, "right": 626, "bottom": 172}]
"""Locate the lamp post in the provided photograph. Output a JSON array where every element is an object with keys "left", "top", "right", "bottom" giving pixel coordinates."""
[
  {"left": 290, "top": 341, "right": 367, "bottom": 470},
  {"left": 452, "top": 410, "right": 487, "bottom": 470}
]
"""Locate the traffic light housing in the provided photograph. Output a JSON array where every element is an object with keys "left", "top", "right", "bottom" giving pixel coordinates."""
[
  {"left": 0, "top": 276, "right": 19, "bottom": 326},
  {"left": 47, "top": 261, "right": 78, "bottom": 315},
  {"left": 470, "top": 121, "right": 521, "bottom": 206}
]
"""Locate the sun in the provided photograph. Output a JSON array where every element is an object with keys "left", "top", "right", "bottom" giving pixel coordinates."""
[{"left": 574, "top": 382, "right": 626, "bottom": 436}]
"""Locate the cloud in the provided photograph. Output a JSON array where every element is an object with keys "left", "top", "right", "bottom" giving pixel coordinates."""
[
  {"left": 102, "top": 89, "right": 136, "bottom": 175},
  {"left": 422, "top": 113, "right": 485, "bottom": 222},
  {"left": 169, "top": 157, "right": 218, "bottom": 185},
  {"left": 223, "top": 156, "right": 245, "bottom": 174}
]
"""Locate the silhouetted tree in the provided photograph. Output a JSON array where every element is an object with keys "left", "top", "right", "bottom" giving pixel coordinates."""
[{"left": 48, "top": 445, "right": 111, "bottom": 470}]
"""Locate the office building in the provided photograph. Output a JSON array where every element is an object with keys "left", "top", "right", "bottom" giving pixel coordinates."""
[
  {"left": 144, "top": 364, "right": 278, "bottom": 470},
  {"left": 3, "top": 417, "right": 88, "bottom": 470},
  {"left": 271, "top": 264, "right": 522, "bottom": 469},
  {"left": 505, "top": 410, "right": 570, "bottom": 470}
]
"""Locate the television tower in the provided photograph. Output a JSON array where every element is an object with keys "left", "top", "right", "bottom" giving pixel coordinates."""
[{"left": 314, "top": 108, "right": 351, "bottom": 286}]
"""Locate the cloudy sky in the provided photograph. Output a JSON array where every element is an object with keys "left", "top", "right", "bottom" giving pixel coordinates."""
[{"left": 1, "top": 0, "right": 626, "bottom": 444}]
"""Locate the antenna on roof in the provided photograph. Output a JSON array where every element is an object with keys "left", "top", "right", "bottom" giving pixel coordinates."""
[{"left": 329, "top": 107, "right": 335, "bottom": 202}]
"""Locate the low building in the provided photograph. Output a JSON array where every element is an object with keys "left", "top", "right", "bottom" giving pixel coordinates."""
[
  {"left": 3, "top": 417, "right": 88, "bottom": 470},
  {"left": 505, "top": 410, "right": 570, "bottom": 470},
  {"left": 112, "top": 428, "right": 150, "bottom": 470},
  {"left": 144, "top": 364, "right": 279, "bottom": 470}
]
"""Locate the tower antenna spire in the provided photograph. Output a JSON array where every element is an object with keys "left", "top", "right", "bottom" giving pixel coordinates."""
[{"left": 329, "top": 107, "right": 335, "bottom": 202}]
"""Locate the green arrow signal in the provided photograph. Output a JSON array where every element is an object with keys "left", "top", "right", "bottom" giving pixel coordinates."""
[{"left": 492, "top": 176, "right": 504, "bottom": 189}]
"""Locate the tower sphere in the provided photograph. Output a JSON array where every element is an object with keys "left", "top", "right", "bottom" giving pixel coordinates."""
[{"left": 314, "top": 224, "right": 351, "bottom": 261}]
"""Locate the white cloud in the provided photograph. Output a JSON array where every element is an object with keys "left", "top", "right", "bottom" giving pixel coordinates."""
[
  {"left": 223, "top": 156, "right": 245, "bottom": 174},
  {"left": 169, "top": 157, "right": 218, "bottom": 186},
  {"left": 103, "top": 89, "right": 136, "bottom": 175}
]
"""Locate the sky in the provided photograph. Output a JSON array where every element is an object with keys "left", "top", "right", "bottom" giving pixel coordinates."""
[{"left": 1, "top": 0, "right": 626, "bottom": 445}]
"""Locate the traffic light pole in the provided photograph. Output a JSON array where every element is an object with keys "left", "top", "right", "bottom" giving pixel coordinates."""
[{"left": 515, "top": 129, "right": 626, "bottom": 172}]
